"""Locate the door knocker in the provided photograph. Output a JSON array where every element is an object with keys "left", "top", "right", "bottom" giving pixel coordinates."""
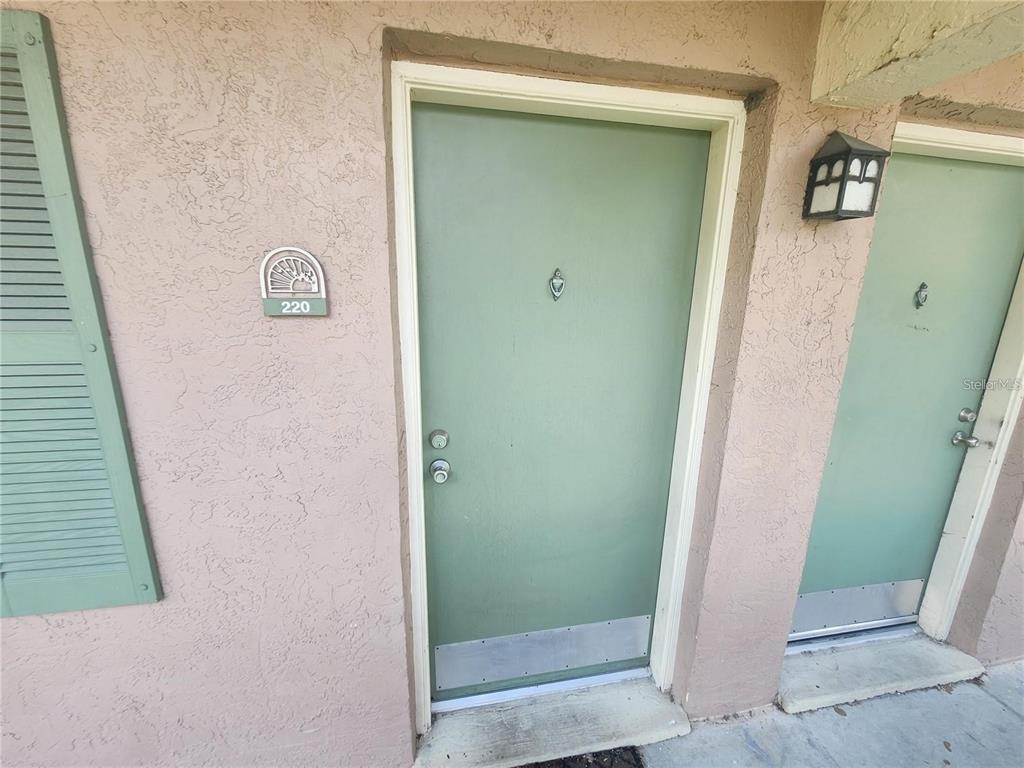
[
  {"left": 549, "top": 268, "right": 565, "bottom": 301},
  {"left": 913, "top": 282, "right": 928, "bottom": 309}
]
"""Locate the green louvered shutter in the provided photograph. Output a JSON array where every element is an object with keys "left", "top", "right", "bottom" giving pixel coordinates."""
[{"left": 0, "top": 10, "right": 161, "bottom": 616}]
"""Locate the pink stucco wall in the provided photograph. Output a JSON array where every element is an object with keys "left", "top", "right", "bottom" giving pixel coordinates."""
[
  {"left": 975, "top": 509, "right": 1024, "bottom": 665},
  {"left": 1, "top": 2, "right": 1021, "bottom": 766},
  {"left": 978, "top": 507, "right": 1024, "bottom": 663},
  {"left": 906, "top": 52, "right": 1024, "bottom": 132},
  {"left": 949, "top": 412, "right": 1024, "bottom": 665},
  {"left": 671, "top": 82, "right": 900, "bottom": 720}
]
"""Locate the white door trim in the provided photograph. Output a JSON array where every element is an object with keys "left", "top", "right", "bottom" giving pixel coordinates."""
[
  {"left": 892, "top": 121, "right": 1024, "bottom": 167},
  {"left": 891, "top": 121, "right": 1024, "bottom": 641},
  {"left": 390, "top": 61, "right": 746, "bottom": 733}
]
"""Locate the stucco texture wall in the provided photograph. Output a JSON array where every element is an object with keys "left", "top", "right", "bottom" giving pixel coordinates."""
[
  {"left": 949, "top": 411, "right": 1024, "bottom": 665},
  {"left": 976, "top": 508, "right": 1024, "bottom": 664},
  {"left": 905, "top": 52, "right": 1024, "bottom": 132},
  {"left": 811, "top": 1, "right": 1023, "bottom": 108},
  {"left": 0, "top": 3, "right": 843, "bottom": 765},
  {"left": 0, "top": 2, "right": 1020, "bottom": 767}
]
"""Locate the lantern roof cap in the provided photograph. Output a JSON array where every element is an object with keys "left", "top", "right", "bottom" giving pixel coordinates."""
[{"left": 813, "top": 131, "right": 891, "bottom": 160}]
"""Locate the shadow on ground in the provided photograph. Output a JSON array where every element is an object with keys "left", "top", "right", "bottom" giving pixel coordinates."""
[
  {"left": 643, "top": 659, "right": 1023, "bottom": 768},
  {"left": 521, "top": 746, "right": 644, "bottom": 767}
]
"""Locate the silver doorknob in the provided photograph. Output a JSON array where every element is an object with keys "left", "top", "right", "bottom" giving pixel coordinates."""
[
  {"left": 430, "top": 459, "right": 451, "bottom": 484},
  {"left": 951, "top": 431, "right": 980, "bottom": 448},
  {"left": 958, "top": 408, "right": 977, "bottom": 423}
]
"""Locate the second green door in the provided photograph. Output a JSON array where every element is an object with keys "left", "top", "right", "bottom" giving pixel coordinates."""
[
  {"left": 794, "top": 153, "right": 1023, "bottom": 640},
  {"left": 412, "top": 103, "right": 711, "bottom": 700}
]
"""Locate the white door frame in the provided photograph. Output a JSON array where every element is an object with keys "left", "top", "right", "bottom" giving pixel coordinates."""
[
  {"left": 390, "top": 61, "right": 745, "bottom": 733},
  {"left": 891, "top": 122, "right": 1024, "bottom": 641}
]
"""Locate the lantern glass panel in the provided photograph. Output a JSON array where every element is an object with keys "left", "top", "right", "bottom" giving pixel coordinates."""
[
  {"left": 848, "top": 157, "right": 862, "bottom": 177},
  {"left": 815, "top": 163, "right": 828, "bottom": 182},
  {"left": 842, "top": 180, "right": 875, "bottom": 212},
  {"left": 831, "top": 159, "right": 845, "bottom": 178},
  {"left": 810, "top": 181, "right": 841, "bottom": 214},
  {"left": 865, "top": 159, "right": 880, "bottom": 178}
]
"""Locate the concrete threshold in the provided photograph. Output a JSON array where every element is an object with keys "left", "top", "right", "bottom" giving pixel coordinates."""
[
  {"left": 414, "top": 677, "right": 690, "bottom": 768},
  {"left": 778, "top": 634, "right": 985, "bottom": 714}
]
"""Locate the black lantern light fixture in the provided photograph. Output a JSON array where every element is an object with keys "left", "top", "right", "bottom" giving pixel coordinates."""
[{"left": 803, "top": 131, "right": 891, "bottom": 220}]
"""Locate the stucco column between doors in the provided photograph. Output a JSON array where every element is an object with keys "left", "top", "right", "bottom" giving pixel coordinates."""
[{"left": 672, "top": 86, "right": 901, "bottom": 718}]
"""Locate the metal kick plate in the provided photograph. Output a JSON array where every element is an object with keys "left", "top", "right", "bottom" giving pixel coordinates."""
[
  {"left": 434, "top": 615, "right": 650, "bottom": 691},
  {"left": 790, "top": 579, "right": 924, "bottom": 641}
]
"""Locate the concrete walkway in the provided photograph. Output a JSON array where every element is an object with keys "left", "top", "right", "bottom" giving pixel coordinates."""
[{"left": 643, "top": 660, "right": 1023, "bottom": 768}]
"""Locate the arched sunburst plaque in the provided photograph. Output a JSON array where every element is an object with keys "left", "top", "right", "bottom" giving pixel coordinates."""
[{"left": 260, "top": 246, "right": 328, "bottom": 316}]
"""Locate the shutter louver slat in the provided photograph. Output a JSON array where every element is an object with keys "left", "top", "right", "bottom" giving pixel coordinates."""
[
  {"left": 0, "top": 180, "right": 45, "bottom": 194},
  {"left": 0, "top": 98, "right": 27, "bottom": 113},
  {"left": 0, "top": 11, "right": 160, "bottom": 616},
  {"left": 6, "top": 535, "right": 122, "bottom": 551},
  {"left": 3, "top": 451, "right": 100, "bottom": 462},
  {"left": 0, "top": 298, "right": 72, "bottom": 312},
  {"left": 1, "top": 284, "right": 70, "bottom": 296},
  {"left": 2, "top": 457, "right": 105, "bottom": 471},
  {"left": 0, "top": 154, "right": 39, "bottom": 169},
  {"left": 3, "top": 493, "right": 113, "bottom": 511},
  {"left": 0, "top": 310, "right": 74, "bottom": 323},
  {"left": 0, "top": 127, "right": 34, "bottom": 142},
  {"left": 1, "top": 233, "right": 55, "bottom": 248},
  {"left": 5, "top": 514, "right": 119, "bottom": 528},
  {"left": 1, "top": 272, "right": 67, "bottom": 284},
  {"left": 3, "top": 412, "right": 96, "bottom": 425},
  {"left": 3, "top": 468, "right": 110, "bottom": 483},
  {"left": 1, "top": 383, "right": 89, "bottom": 398},
  {"left": 2, "top": 555, "right": 128, "bottom": 574},
  {"left": 4, "top": 515, "right": 117, "bottom": 531},
  {"left": 0, "top": 167, "right": 40, "bottom": 183},
  {"left": 3, "top": 518, "right": 118, "bottom": 536},
  {"left": 1, "top": 444, "right": 101, "bottom": 456},
  {"left": 0, "top": 400, "right": 91, "bottom": 413},
  {"left": 0, "top": 255, "right": 59, "bottom": 268},
  {"left": 2, "top": 221, "right": 53, "bottom": 236},
  {"left": 1, "top": 208, "right": 49, "bottom": 221},
  {"left": 0, "top": 197, "right": 48, "bottom": 210},
  {"left": 0, "top": 112, "right": 31, "bottom": 129},
  {"left": 1, "top": 263, "right": 63, "bottom": 277},
  {"left": 4, "top": 481, "right": 112, "bottom": 499},
  {"left": 5, "top": 544, "right": 122, "bottom": 562}
]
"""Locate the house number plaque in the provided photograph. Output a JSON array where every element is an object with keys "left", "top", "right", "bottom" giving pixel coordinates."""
[{"left": 259, "top": 246, "right": 328, "bottom": 316}]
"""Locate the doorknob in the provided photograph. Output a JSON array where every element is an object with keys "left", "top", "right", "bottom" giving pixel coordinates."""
[
  {"left": 958, "top": 408, "right": 977, "bottom": 423},
  {"left": 951, "top": 431, "right": 980, "bottom": 448},
  {"left": 430, "top": 459, "right": 451, "bottom": 484}
]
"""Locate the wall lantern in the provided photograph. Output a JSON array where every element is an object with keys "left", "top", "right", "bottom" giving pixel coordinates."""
[{"left": 803, "top": 131, "right": 890, "bottom": 220}]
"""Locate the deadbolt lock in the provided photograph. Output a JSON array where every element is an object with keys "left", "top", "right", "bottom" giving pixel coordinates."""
[{"left": 429, "top": 429, "right": 449, "bottom": 449}]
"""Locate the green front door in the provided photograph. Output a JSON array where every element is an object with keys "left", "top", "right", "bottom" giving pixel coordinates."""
[
  {"left": 794, "top": 153, "right": 1024, "bottom": 639},
  {"left": 412, "top": 103, "right": 710, "bottom": 699}
]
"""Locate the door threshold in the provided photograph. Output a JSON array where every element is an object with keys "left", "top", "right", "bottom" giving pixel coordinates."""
[
  {"left": 416, "top": 676, "right": 689, "bottom": 768},
  {"left": 431, "top": 667, "right": 651, "bottom": 714},
  {"left": 778, "top": 634, "right": 984, "bottom": 714},
  {"left": 785, "top": 623, "right": 920, "bottom": 656}
]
